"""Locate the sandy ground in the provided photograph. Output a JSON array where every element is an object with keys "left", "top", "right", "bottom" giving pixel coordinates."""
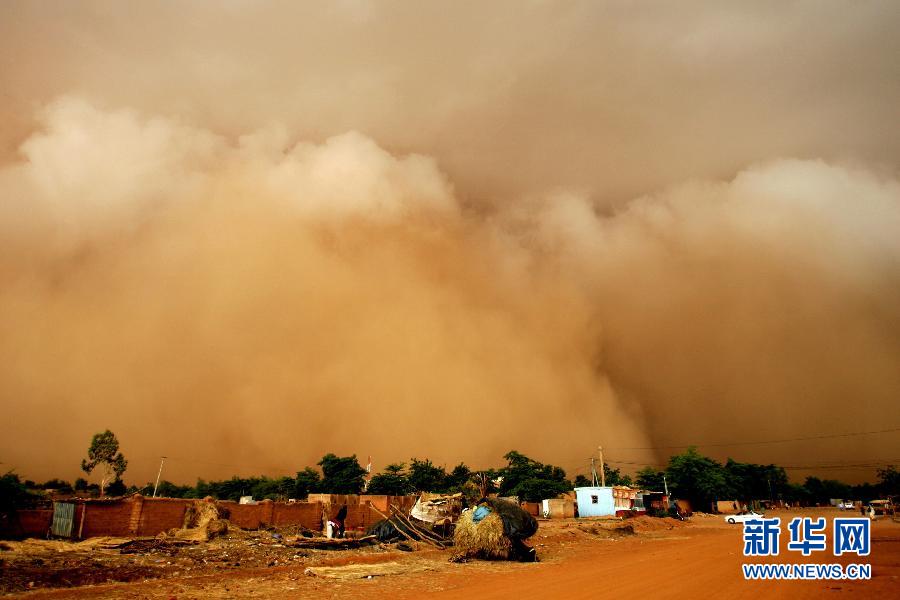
[{"left": 3, "top": 508, "right": 897, "bottom": 599}]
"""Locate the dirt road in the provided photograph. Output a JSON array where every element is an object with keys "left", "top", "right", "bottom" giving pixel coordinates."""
[{"left": 6, "top": 509, "right": 898, "bottom": 599}]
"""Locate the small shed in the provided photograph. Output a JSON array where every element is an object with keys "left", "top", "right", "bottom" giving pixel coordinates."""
[
  {"left": 541, "top": 498, "right": 576, "bottom": 518},
  {"left": 574, "top": 487, "right": 615, "bottom": 517}
]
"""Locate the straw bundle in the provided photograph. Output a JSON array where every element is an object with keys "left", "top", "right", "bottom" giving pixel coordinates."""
[{"left": 452, "top": 510, "right": 511, "bottom": 560}]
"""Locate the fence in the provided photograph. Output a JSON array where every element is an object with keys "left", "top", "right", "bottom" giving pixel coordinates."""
[{"left": 1, "top": 493, "right": 414, "bottom": 540}]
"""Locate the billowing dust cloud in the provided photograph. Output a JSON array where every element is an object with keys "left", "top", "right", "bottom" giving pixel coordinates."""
[{"left": 1, "top": 2, "right": 899, "bottom": 484}]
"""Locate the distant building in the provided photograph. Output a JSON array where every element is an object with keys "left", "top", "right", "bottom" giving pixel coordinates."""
[{"left": 574, "top": 487, "right": 615, "bottom": 517}]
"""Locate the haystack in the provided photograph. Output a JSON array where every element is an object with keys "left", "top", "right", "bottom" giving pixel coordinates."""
[
  {"left": 172, "top": 498, "right": 230, "bottom": 541},
  {"left": 452, "top": 510, "right": 511, "bottom": 560},
  {"left": 452, "top": 498, "right": 538, "bottom": 562}
]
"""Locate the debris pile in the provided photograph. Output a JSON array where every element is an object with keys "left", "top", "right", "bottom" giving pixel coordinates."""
[
  {"left": 409, "top": 493, "right": 463, "bottom": 533},
  {"left": 452, "top": 498, "right": 537, "bottom": 562},
  {"left": 367, "top": 504, "right": 451, "bottom": 549}
]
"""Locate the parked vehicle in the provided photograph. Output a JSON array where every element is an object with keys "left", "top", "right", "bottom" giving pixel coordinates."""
[
  {"left": 867, "top": 499, "right": 893, "bottom": 516},
  {"left": 724, "top": 510, "right": 765, "bottom": 524},
  {"left": 838, "top": 501, "right": 855, "bottom": 510}
]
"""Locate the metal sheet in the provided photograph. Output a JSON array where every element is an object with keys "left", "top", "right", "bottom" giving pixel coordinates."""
[{"left": 51, "top": 502, "right": 75, "bottom": 537}]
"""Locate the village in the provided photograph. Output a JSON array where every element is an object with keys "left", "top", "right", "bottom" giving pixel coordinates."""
[
  {"left": 2, "top": 440, "right": 899, "bottom": 598},
  {"left": 3, "top": 2, "right": 900, "bottom": 598}
]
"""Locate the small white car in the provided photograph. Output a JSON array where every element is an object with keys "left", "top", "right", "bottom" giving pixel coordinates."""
[
  {"left": 838, "top": 501, "right": 855, "bottom": 510},
  {"left": 724, "top": 510, "right": 764, "bottom": 524}
]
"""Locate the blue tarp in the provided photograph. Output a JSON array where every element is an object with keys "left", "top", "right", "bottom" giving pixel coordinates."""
[{"left": 473, "top": 505, "right": 491, "bottom": 523}]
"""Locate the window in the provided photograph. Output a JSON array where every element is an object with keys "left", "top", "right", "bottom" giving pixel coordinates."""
[{"left": 591, "top": 495, "right": 599, "bottom": 504}]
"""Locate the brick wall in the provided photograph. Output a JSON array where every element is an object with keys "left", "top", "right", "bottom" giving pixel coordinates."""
[
  {"left": 79, "top": 501, "right": 133, "bottom": 538},
  {"left": 4, "top": 497, "right": 374, "bottom": 540},
  {"left": 222, "top": 501, "right": 265, "bottom": 530},
  {"left": 0, "top": 509, "right": 53, "bottom": 538},
  {"left": 341, "top": 504, "right": 382, "bottom": 532},
  {"left": 273, "top": 502, "right": 322, "bottom": 530},
  {"left": 522, "top": 502, "right": 541, "bottom": 517},
  {"left": 134, "top": 498, "right": 192, "bottom": 536}
]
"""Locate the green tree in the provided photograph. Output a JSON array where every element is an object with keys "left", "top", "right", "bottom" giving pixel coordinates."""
[
  {"left": 81, "top": 429, "right": 127, "bottom": 496},
  {"left": 153, "top": 480, "right": 193, "bottom": 498},
  {"left": 573, "top": 474, "right": 592, "bottom": 487},
  {"left": 877, "top": 465, "right": 899, "bottom": 496},
  {"left": 497, "top": 450, "right": 571, "bottom": 502},
  {"left": 636, "top": 467, "right": 666, "bottom": 491},
  {"left": 408, "top": 458, "right": 448, "bottom": 492},
  {"left": 445, "top": 463, "right": 472, "bottom": 491},
  {"left": 666, "top": 447, "right": 729, "bottom": 510},
  {"left": 0, "top": 472, "right": 41, "bottom": 513},
  {"left": 294, "top": 467, "right": 321, "bottom": 499},
  {"left": 368, "top": 463, "right": 414, "bottom": 495},
  {"left": 802, "top": 476, "right": 851, "bottom": 505},
  {"left": 106, "top": 478, "right": 127, "bottom": 496},
  {"left": 251, "top": 476, "right": 295, "bottom": 500},
  {"left": 39, "top": 479, "right": 74, "bottom": 493},
  {"left": 603, "top": 464, "right": 632, "bottom": 486},
  {"left": 724, "top": 459, "right": 788, "bottom": 503},
  {"left": 318, "top": 454, "right": 367, "bottom": 494}
]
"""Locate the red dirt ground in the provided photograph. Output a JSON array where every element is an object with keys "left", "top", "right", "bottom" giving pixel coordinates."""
[{"left": 5, "top": 508, "right": 898, "bottom": 599}]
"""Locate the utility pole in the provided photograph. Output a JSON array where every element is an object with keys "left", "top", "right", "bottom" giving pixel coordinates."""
[
  {"left": 590, "top": 457, "right": 599, "bottom": 487},
  {"left": 663, "top": 473, "right": 669, "bottom": 496},
  {"left": 152, "top": 456, "right": 167, "bottom": 498},
  {"left": 598, "top": 446, "right": 605, "bottom": 487}
]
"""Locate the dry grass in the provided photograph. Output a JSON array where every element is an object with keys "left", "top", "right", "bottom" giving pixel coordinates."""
[
  {"left": 303, "top": 560, "right": 434, "bottom": 579},
  {"left": 452, "top": 510, "right": 511, "bottom": 560}
]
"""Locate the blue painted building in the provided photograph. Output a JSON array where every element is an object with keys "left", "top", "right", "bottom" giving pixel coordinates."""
[{"left": 574, "top": 486, "right": 616, "bottom": 517}]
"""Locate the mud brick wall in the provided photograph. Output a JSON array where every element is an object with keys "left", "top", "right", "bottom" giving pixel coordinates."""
[
  {"left": 360, "top": 495, "right": 390, "bottom": 512},
  {"left": 79, "top": 501, "right": 133, "bottom": 538},
  {"left": 272, "top": 502, "right": 322, "bottom": 529},
  {"left": 357, "top": 494, "right": 417, "bottom": 515},
  {"left": 0, "top": 509, "right": 53, "bottom": 538},
  {"left": 221, "top": 500, "right": 324, "bottom": 531},
  {"left": 134, "top": 498, "right": 191, "bottom": 536},
  {"left": 307, "top": 494, "right": 362, "bottom": 506},
  {"left": 5, "top": 498, "right": 362, "bottom": 539},
  {"left": 521, "top": 502, "right": 541, "bottom": 517},
  {"left": 341, "top": 504, "right": 381, "bottom": 532},
  {"left": 223, "top": 502, "right": 265, "bottom": 530}
]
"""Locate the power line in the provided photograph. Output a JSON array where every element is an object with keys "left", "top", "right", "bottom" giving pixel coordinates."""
[
  {"left": 603, "top": 458, "right": 900, "bottom": 471},
  {"left": 605, "top": 426, "right": 900, "bottom": 451}
]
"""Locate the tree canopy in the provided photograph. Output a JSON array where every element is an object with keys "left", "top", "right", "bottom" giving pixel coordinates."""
[
  {"left": 81, "top": 430, "right": 127, "bottom": 495},
  {"left": 318, "top": 454, "right": 367, "bottom": 494},
  {"left": 367, "top": 463, "right": 414, "bottom": 495},
  {"left": 496, "top": 450, "right": 571, "bottom": 502}
]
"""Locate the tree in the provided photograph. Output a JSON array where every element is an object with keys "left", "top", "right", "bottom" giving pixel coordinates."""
[
  {"left": 802, "top": 476, "right": 851, "bottom": 505},
  {"left": 0, "top": 472, "right": 40, "bottom": 514},
  {"left": 251, "top": 476, "right": 296, "bottom": 501},
  {"left": 497, "top": 450, "right": 571, "bottom": 502},
  {"left": 318, "top": 454, "right": 367, "bottom": 494},
  {"left": 445, "top": 463, "right": 472, "bottom": 491},
  {"left": 666, "top": 447, "right": 729, "bottom": 510},
  {"left": 724, "top": 459, "right": 788, "bottom": 504},
  {"left": 106, "top": 478, "right": 127, "bottom": 496},
  {"left": 294, "top": 467, "right": 321, "bottom": 499},
  {"left": 81, "top": 429, "right": 127, "bottom": 496},
  {"left": 152, "top": 480, "right": 193, "bottom": 498},
  {"left": 368, "top": 463, "right": 414, "bottom": 495},
  {"left": 408, "top": 458, "right": 448, "bottom": 492},
  {"left": 573, "top": 474, "right": 592, "bottom": 487},
  {"left": 40, "top": 479, "right": 74, "bottom": 493},
  {"left": 876, "top": 466, "right": 899, "bottom": 497},
  {"left": 603, "top": 464, "right": 632, "bottom": 486},
  {"left": 636, "top": 467, "right": 666, "bottom": 491}
]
